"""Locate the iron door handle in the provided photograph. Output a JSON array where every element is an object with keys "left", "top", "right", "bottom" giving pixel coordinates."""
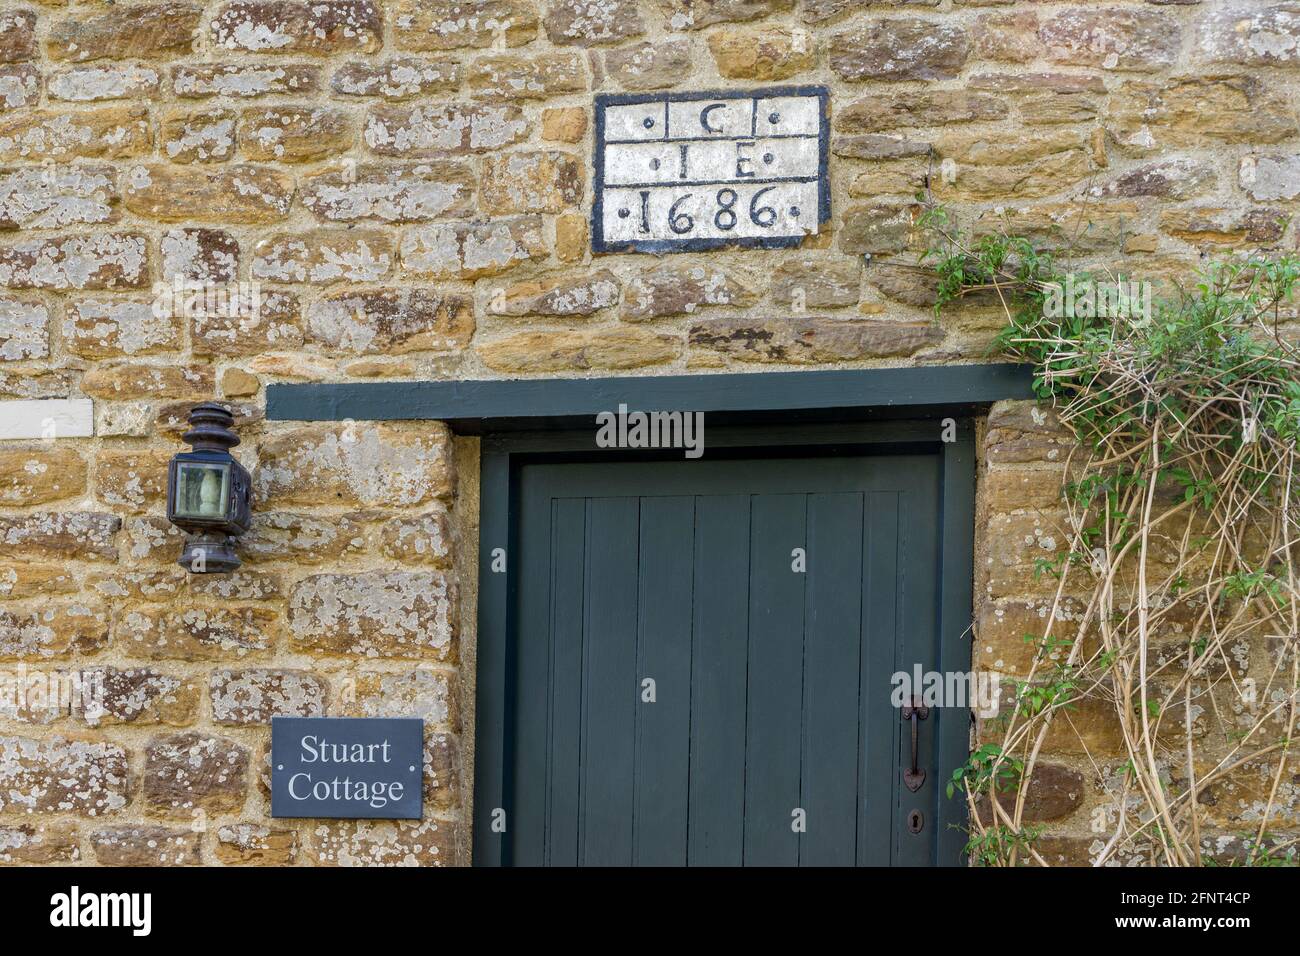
[{"left": 901, "top": 697, "right": 928, "bottom": 792}]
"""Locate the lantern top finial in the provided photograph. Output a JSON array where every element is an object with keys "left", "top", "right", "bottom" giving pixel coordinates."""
[{"left": 182, "top": 401, "right": 240, "bottom": 452}]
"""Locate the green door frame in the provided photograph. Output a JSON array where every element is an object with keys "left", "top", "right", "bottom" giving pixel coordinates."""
[
  {"left": 474, "top": 420, "right": 976, "bottom": 866},
  {"left": 264, "top": 363, "right": 1035, "bottom": 866}
]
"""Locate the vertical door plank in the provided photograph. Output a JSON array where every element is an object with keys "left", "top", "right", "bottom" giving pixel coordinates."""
[
  {"left": 800, "top": 492, "right": 864, "bottom": 866},
  {"left": 509, "top": 480, "right": 555, "bottom": 866},
  {"left": 858, "top": 492, "right": 900, "bottom": 866},
  {"left": 578, "top": 497, "right": 641, "bottom": 866},
  {"left": 893, "top": 464, "right": 941, "bottom": 867},
  {"left": 632, "top": 495, "right": 696, "bottom": 865},
  {"left": 937, "top": 440, "right": 976, "bottom": 866},
  {"left": 743, "top": 493, "right": 807, "bottom": 866},
  {"left": 545, "top": 497, "right": 587, "bottom": 865},
  {"left": 687, "top": 494, "right": 751, "bottom": 866}
]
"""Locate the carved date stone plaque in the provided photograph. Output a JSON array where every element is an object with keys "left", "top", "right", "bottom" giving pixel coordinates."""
[{"left": 592, "top": 86, "right": 830, "bottom": 254}]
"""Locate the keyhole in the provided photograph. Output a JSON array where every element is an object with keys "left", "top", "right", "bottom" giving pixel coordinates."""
[{"left": 907, "top": 809, "right": 924, "bottom": 834}]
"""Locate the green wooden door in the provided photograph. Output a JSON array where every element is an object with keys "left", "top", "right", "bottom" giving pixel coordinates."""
[{"left": 505, "top": 451, "right": 962, "bottom": 866}]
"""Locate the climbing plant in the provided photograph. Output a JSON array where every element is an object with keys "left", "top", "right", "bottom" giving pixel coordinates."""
[{"left": 922, "top": 203, "right": 1300, "bottom": 866}]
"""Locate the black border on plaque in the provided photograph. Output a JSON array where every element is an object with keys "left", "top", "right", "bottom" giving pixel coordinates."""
[{"left": 590, "top": 85, "right": 832, "bottom": 255}]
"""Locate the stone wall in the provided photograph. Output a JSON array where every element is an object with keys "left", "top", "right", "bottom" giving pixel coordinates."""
[{"left": 1, "top": 0, "right": 1298, "bottom": 865}]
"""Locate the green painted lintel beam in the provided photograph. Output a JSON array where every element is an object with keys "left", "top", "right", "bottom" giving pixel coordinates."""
[{"left": 266, "top": 363, "right": 1035, "bottom": 432}]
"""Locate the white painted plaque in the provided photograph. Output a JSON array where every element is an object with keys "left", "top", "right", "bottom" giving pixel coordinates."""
[
  {"left": 593, "top": 87, "right": 830, "bottom": 254},
  {"left": 0, "top": 399, "right": 93, "bottom": 440}
]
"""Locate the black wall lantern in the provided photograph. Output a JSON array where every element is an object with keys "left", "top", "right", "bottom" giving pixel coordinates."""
[{"left": 166, "top": 402, "right": 252, "bottom": 573}]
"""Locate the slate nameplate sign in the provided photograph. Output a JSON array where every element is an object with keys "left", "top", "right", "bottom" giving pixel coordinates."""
[
  {"left": 271, "top": 717, "right": 423, "bottom": 820},
  {"left": 593, "top": 85, "right": 830, "bottom": 254}
]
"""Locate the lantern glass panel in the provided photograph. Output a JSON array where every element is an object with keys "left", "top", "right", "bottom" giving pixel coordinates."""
[{"left": 174, "top": 461, "right": 230, "bottom": 520}]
